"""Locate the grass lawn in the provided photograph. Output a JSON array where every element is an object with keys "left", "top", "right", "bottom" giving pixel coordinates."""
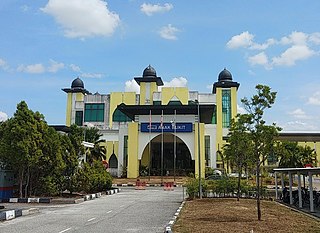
[{"left": 173, "top": 198, "right": 320, "bottom": 233}]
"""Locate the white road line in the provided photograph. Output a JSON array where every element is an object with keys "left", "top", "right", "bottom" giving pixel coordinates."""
[
  {"left": 87, "top": 218, "right": 96, "bottom": 222},
  {"left": 58, "top": 228, "right": 71, "bottom": 233},
  {"left": 107, "top": 210, "right": 112, "bottom": 214},
  {"left": 120, "top": 205, "right": 124, "bottom": 208}
]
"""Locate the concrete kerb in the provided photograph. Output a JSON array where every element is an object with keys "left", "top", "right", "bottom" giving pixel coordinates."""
[
  {"left": 0, "top": 189, "right": 120, "bottom": 221},
  {"left": 106, "top": 188, "right": 120, "bottom": 195},
  {"left": 0, "top": 208, "right": 39, "bottom": 221},
  {"left": 164, "top": 201, "right": 185, "bottom": 233},
  {"left": 112, "top": 183, "right": 183, "bottom": 187}
]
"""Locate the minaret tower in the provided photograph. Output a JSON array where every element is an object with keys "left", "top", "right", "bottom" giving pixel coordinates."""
[
  {"left": 213, "top": 68, "right": 240, "bottom": 154},
  {"left": 62, "top": 77, "right": 90, "bottom": 126},
  {"left": 134, "top": 65, "right": 164, "bottom": 105}
]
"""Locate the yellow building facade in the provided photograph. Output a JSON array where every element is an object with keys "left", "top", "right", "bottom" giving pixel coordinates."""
[{"left": 62, "top": 66, "right": 240, "bottom": 178}]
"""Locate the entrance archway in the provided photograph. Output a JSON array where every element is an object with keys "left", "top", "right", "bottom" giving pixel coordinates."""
[
  {"left": 108, "top": 154, "right": 118, "bottom": 177},
  {"left": 140, "top": 133, "right": 194, "bottom": 176}
]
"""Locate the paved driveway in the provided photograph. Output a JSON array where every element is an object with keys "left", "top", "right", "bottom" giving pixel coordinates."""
[{"left": 0, "top": 187, "right": 184, "bottom": 233}]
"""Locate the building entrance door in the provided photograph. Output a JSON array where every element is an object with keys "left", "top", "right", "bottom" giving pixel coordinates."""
[{"left": 140, "top": 133, "right": 194, "bottom": 176}]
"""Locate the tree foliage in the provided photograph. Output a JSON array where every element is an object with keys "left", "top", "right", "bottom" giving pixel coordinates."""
[
  {"left": 240, "top": 85, "right": 280, "bottom": 221},
  {"left": 0, "top": 101, "right": 112, "bottom": 197},
  {"left": 224, "top": 115, "right": 254, "bottom": 201},
  {"left": 276, "top": 141, "right": 317, "bottom": 168}
]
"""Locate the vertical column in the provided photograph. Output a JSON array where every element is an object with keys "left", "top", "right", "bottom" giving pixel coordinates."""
[
  {"left": 297, "top": 172, "right": 302, "bottom": 208},
  {"left": 308, "top": 172, "right": 314, "bottom": 212},
  {"left": 289, "top": 172, "right": 293, "bottom": 205},
  {"left": 275, "top": 172, "right": 278, "bottom": 200},
  {"left": 127, "top": 122, "right": 139, "bottom": 178}
]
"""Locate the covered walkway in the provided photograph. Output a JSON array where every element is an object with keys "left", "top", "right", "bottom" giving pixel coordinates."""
[{"left": 273, "top": 167, "right": 320, "bottom": 214}]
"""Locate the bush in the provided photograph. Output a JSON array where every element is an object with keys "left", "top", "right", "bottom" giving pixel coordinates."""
[
  {"left": 185, "top": 177, "right": 199, "bottom": 199},
  {"left": 36, "top": 176, "right": 59, "bottom": 196},
  {"left": 73, "top": 161, "right": 113, "bottom": 193}
]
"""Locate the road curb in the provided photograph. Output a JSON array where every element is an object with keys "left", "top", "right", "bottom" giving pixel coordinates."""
[
  {"left": 112, "top": 183, "right": 183, "bottom": 187},
  {"left": 106, "top": 188, "right": 120, "bottom": 195},
  {"left": 164, "top": 200, "right": 185, "bottom": 233},
  {"left": 0, "top": 189, "right": 120, "bottom": 221},
  {"left": 0, "top": 197, "right": 51, "bottom": 203},
  {"left": 0, "top": 207, "right": 39, "bottom": 221}
]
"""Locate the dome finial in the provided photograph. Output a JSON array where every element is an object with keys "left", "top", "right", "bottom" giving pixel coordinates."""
[
  {"left": 143, "top": 64, "right": 157, "bottom": 78},
  {"left": 218, "top": 68, "right": 232, "bottom": 82}
]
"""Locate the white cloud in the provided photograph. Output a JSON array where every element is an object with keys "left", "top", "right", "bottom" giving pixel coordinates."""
[
  {"left": 271, "top": 45, "right": 316, "bottom": 66},
  {"left": 163, "top": 77, "right": 188, "bottom": 87},
  {"left": 227, "top": 31, "right": 254, "bottom": 49},
  {"left": 280, "top": 31, "right": 308, "bottom": 46},
  {"left": 309, "top": 32, "right": 320, "bottom": 45},
  {"left": 48, "top": 59, "right": 64, "bottom": 73},
  {"left": 248, "top": 52, "right": 269, "bottom": 66},
  {"left": 0, "top": 58, "right": 9, "bottom": 71},
  {"left": 125, "top": 79, "right": 140, "bottom": 93},
  {"left": 70, "top": 64, "right": 81, "bottom": 72},
  {"left": 282, "top": 120, "right": 315, "bottom": 131},
  {"left": 41, "top": 0, "right": 120, "bottom": 39},
  {"left": 227, "top": 32, "right": 276, "bottom": 50},
  {"left": 140, "top": 3, "right": 173, "bottom": 16},
  {"left": 159, "top": 24, "right": 180, "bottom": 40},
  {"left": 249, "top": 38, "right": 276, "bottom": 50},
  {"left": 288, "top": 108, "right": 311, "bottom": 119},
  {"left": 227, "top": 31, "right": 320, "bottom": 69},
  {"left": 80, "top": 73, "right": 102, "bottom": 78},
  {"left": 17, "top": 63, "right": 46, "bottom": 74},
  {"left": 307, "top": 91, "right": 320, "bottom": 105},
  {"left": 0, "top": 111, "right": 8, "bottom": 122}
]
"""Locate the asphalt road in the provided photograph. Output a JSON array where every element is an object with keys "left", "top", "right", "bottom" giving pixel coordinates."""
[{"left": 0, "top": 187, "right": 184, "bottom": 233}]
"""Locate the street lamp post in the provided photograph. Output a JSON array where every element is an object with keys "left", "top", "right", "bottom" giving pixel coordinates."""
[{"left": 196, "top": 100, "right": 202, "bottom": 199}]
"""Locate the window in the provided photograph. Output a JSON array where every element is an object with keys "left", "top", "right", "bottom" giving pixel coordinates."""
[
  {"left": 84, "top": 103, "right": 104, "bottom": 122},
  {"left": 205, "top": 136, "right": 210, "bottom": 166},
  {"left": 123, "top": 136, "right": 128, "bottom": 168},
  {"left": 212, "top": 108, "right": 217, "bottom": 124},
  {"left": 113, "top": 109, "right": 131, "bottom": 122},
  {"left": 75, "top": 111, "right": 83, "bottom": 126},
  {"left": 222, "top": 89, "right": 231, "bottom": 128}
]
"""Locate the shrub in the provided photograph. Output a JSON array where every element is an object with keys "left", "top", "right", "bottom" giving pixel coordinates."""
[
  {"left": 36, "top": 176, "right": 59, "bottom": 196},
  {"left": 185, "top": 177, "right": 199, "bottom": 199}
]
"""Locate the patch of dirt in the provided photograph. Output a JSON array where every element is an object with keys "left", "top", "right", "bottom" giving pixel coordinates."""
[{"left": 173, "top": 198, "right": 320, "bottom": 233}]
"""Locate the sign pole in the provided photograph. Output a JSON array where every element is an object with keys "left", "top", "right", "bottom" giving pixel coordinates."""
[{"left": 161, "top": 109, "right": 164, "bottom": 184}]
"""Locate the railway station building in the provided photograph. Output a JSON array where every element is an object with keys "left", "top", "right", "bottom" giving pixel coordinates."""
[{"left": 62, "top": 65, "right": 239, "bottom": 178}]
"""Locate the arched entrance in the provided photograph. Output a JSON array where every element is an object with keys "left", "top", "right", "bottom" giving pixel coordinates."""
[
  {"left": 140, "top": 133, "right": 194, "bottom": 176},
  {"left": 108, "top": 154, "right": 118, "bottom": 177}
]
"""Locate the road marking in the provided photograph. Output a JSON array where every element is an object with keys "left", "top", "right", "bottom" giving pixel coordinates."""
[
  {"left": 59, "top": 228, "right": 71, "bottom": 233},
  {"left": 107, "top": 210, "right": 112, "bottom": 214},
  {"left": 120, "top": 205, "right": 124, "bottom": 208},
  {"left": 87, "top": 218, "right": 96, "bottom": 222}
]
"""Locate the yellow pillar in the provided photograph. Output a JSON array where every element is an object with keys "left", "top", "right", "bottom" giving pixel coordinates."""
[
  {"left": 127, "top": 122, "right": 139, "bottom": 178},
  {"left": 65, "top": 93, "right": 72, "bottom": 126},
  {"left": 231, "top": 87, "right": 238, "bottom": 119},
  {"left": 195, "top": 123, "right": 205, "bottom": 178}
]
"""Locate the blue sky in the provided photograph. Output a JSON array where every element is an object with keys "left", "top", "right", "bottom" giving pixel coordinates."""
[{"left": 1, "top": 0, "right": 320, "bottom": 131}]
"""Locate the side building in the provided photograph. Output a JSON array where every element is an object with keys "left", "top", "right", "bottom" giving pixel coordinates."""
[{"left": 62, "top": 65, "right": 240, "bottom": 178}]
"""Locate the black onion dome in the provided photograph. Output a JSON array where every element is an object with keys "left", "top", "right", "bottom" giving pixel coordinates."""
[
  {"left": 71, "top": 77, "right": 84, "bottom": 89},
  {"left": 143, "top": 65, "right": 157, "bottom": 78},
  {"left": 218, "top": 68, "right": 232, "bottom": 82}
]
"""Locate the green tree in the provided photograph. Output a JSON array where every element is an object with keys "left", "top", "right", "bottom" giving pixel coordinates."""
[
  {"left": 84, "top": 127, "right": 101, "bottom": 143},
  {"left": 224, "top": 114, "right": 254, "bottom": 201},
  {"left": 276, "top": 141, "right": 317, "bottom": 168},
  {"left": 60, "top": 134, "right": 79, "bottom": 194},
  {"left": 0, "top": 101, "right": 44, "bottom": 197},
  {"left": 241, "top": 85, "right": 280, "bottom": 221}
]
